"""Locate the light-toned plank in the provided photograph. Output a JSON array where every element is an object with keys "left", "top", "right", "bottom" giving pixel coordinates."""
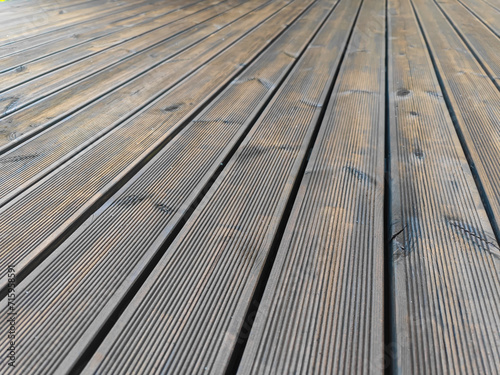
[
  {"left": 0, "top": 0, "right": 203, "bottom": 62},
  {"left": 0, "top": 0, "right": 213, "bottom": 74},
  {"left": 479, "top": 0, "right": 500, "bottom": 12},
  {"left": 457, "top": 0, "right": 500, "bottom": 36},
  {"left": 0, "top": 0, "right": 119, "bottom": 31},
  {"left": 432, "top": 0, "right": 500, "bottom": 83},
  {"left": 0, "top": 0, "right": 137, "bottom": 43}
]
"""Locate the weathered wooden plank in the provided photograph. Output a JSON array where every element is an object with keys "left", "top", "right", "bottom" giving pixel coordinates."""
[
  {"left": 457, "top": 0, "right": 500, "bottom": 36},
  {"left": 411, "top": 0, "right": 500, "bottom": 250},
  {"left": 0, "top": 0, "right": 141, "bottom": 44},
  {"left": 237, "top": 0, "right": 385, "bottom": 373},
  {"left": 0, "top": 0, "right": 102, "bottom": 26},
  {"left": 0, "top": 0, "right": 216, "bottom": 78},
  {"left": 475, "top": 0, "right": 500, "bottom": 10},
  {"left": 482, "top": 0, "right": 500, "bottom": 10},
  {"left": 0, "top": 2, "right": 339, "bottom": 373},
  {"left": 431, "top": 0, "right": 500, "bottom": 84},
  {"left": 0, "top": 0, "right": 242, "bottom": 117},
  {"left": 0, "top": 0, "right": 277, "bottom": 205},
  {"left": 0, "top": 0, "right": 275, "bottom": 153},
  {"left": 0, "top": 0, "right": 122, "bottom": 32},
  {"left": 0, "top": 0, "right": 204, "bottom": 63},
  {"left": 389, "top": 0, "right": 500, "bottom": 372},
  {"left": 0, "top": 0, "right": 92, "bottom": 16},
  {"left": 0, "top": 0, "right": 310, "bottom": 294},
  {"left": 82, "top": 0, "right": 362, "bottom": 373}
]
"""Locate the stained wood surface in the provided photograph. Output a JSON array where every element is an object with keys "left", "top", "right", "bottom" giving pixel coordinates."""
[
  {"left": 0, "top": 0, "right": 301, "bottom": 287},
  {"left": 389, "top": 0, "right": 500, "bottom": 372},
  {"left": 1, "top": 0, "right": 500, "bottom": 373},
  {"left": 457, "top": 0, "right": 500, "bottom": 35},
  {"left": 238, "top": 0, "right": 385, "bottom": 372}
]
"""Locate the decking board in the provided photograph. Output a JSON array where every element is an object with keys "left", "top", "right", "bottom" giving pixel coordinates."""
[
  {"left": 433, "top": 0, "right": 500, "bottom": 86},
  {"left": 411, "top": 0, "right": 500, "bottom": 253},
  {"left": 0, "top": 2, "right": 338, "bottom": 372},
  {"left": 1, "top": 0, "right": 500, "bottom": 373},
  {"left": 0, "top": 0, "right": 267, "bottom": 149},
  {"left": 0, "top": 0, "right": 281, "bottom": 201},
  {"left": 0, "top": 0, "right": 197, "bottom": 60},
  {"left": 458, "top": 0, "right": 500, "bottom": 35},
  {"left": 389, "top": 0, "right": 500, "bottom": 372},
  {"left": 0, "top": 0, "right": 309, "bottom": 289},
  {"left": 82, "top": 0, "right": 362, "bottom": 372},
  {"left": 237, "top": 0, "right": 385, "bottom": 372},
  {"left": 0, "top": 0, "right": 146, "bottom": 44},
  {"left": 0, "top": 0, "right": 207, "bottom": 67}
]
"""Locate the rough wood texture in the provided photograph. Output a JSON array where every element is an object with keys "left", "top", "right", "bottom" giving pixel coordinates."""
[
  {"left": 0, "top": 0, "right": 302, "bottom": 287},
  {"left": 0, "top": 0, "right": 270, "bottom": 149},
  {"left": 0, "top": 0, "right": 271, "bottom": 199},
  {"left": 457, "top": 0, "right": 500, "bottom": 35},
  {"left": 0, "top": 1, "right": 329, "bottom": 372},
  {"left": 411, "top": 0, "right": 500, "bottom": 242},
  {"left": 83, "top": 0, "right": 359, "bottom": 372},
  {"left": 1, "top": 0, "right": 500, "bottom": 373},
  {"left": 389, "top": 0, "right": 500, "bottom": 372},
  {"left": 238, "top": 0, "right": 385, "bottom": 372}
]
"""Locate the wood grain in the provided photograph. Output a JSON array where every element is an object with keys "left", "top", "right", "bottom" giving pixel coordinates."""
[{"left": 1, "top": 0, "right": 500, "bottom": 373}]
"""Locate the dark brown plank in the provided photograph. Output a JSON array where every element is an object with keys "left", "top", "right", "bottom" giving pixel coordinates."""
[
  {"left": 0, "top": 2, "right": 339, "bottom": 372},
  {"left": 0, "top": 0, "right": 308, "bottom": 294},
  {"left": 82, "top": 0, "right": 362, "bottom": 372},
  {"left": 390, "top": 0, "right": 500, "bottom": 372},
  {"left": 238, "top": 0, "right": 385, "bottom": 372}
]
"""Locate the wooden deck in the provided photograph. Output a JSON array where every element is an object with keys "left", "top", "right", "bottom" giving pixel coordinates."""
[{"left": 1, "top": 0, "right": 500, "bottom": 373}]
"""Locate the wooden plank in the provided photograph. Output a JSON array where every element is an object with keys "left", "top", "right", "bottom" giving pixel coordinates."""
[
  {"left": 411, "top": 0, "right": 500, "bottom": 250},
  {"left": 82, "top": 0, "right": 362, "bottom": 372},
  {"left": 0, "top": 2, "right": 339, "bottom": 372},
  {"left": 482, "top": 0, "right": 500, "bottom": 10},
  {"left": 237, "top": 0, "right": 385, "bottom": 372},
  {"left": 1, "top": 1, "right": 128, "bottom": 40},
  {"left": 0, "top": 0, "right": 121, "bottom": 32},
  {"left": 0, "top": 0, "right": 310, "bottom": 296},
  {"left": 0, "top": 0, "right": 203, "bottom": 62},
  {"left": 456, "top": 0, "right": 500, "bottom": 36},
  {"left": 0, "top": 0, "right": 102, "bottom": 25},
  {"left": 0, "top": 0, "right": 212, "bottom": 71},
  {"left": 0, "top": 0, "right": 240, "bottom": 115},
  {"left": 0, "top": 0, "right": 140, "bottom": 44},
  {"left": 0, "top": 0, "right": 269, "bottom": 152},
  {"left": 431, "top": 0, "right": 500, "bottom": 84},
  {"left": 389, "top": 0, "right": 500, "bottom": 372},
  {"left": 0, "top": 0, "right": 276, "bottom": 205}
]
